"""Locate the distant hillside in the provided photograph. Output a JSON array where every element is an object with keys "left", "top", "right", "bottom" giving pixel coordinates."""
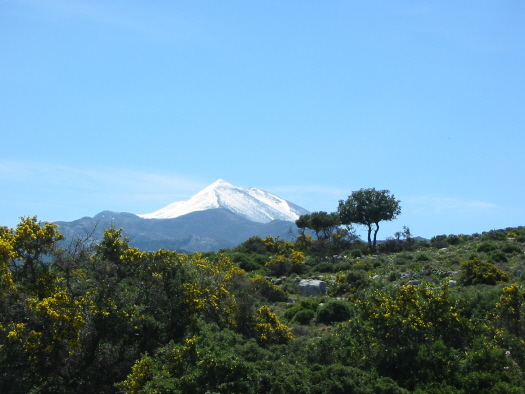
[{"left": 56, "top": 208, "right": 299, "bottom": 252}]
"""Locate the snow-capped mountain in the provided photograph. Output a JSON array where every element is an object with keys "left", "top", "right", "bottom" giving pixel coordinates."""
[
  {"left": 138, "top": 179, "right": 309, "bottom": 224},
  {"left": 56, "top": 180, "right": 310, "bottom": 252}
]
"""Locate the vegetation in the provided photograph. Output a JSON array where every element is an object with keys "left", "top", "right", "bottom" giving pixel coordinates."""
[
  {"left": 338, "top": 188, "right": 401, "bottom": 252},
  {"left": 1, "top": 213, "right": 525, "bottom": 393}
]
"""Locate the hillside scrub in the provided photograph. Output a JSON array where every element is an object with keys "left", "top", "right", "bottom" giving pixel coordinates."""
[{"left": 1, "top": 218, "right": 525, "bottom": 392}]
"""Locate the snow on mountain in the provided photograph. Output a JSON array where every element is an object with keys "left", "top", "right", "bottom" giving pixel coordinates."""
[{"left": 138, "top": 179, "right": 309, "bottom": 223}]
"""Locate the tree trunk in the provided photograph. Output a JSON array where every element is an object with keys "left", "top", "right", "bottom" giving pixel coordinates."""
[
  {"left": 367, "top": 224, "right": 373, "bottom": 252},
  {"left": 373, "top": 222, "right": 380, "bottom": 252}
]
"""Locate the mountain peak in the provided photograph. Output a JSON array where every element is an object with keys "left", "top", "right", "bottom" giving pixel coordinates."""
[
  {"left": 209, "top": 179, "right": 233, "bottom": 187},
  {"left": 138, "top": 180, "right": 309, "bottom": 223}
]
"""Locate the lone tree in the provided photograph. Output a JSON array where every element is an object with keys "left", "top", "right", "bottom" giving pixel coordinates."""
[{"left": 338, "top": 188, "right": 401, "bottom": 252}]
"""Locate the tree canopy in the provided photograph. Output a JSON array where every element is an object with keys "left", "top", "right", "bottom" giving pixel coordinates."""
[
  {"left": 338, "top": 188, "right": 401, "bottom": 252},
  {"left": 295, "top": 211, "right": 340, "bottom": 241}
]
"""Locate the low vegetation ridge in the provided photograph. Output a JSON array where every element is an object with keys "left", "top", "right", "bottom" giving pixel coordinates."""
[{"left": 1, "top": 215, "right": 525, "bottom": 393}]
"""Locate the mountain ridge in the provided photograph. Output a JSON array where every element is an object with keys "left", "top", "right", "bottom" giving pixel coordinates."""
[
  {"left": 56, "top": 180, "right": 309, "bottom": 252},
  {"left": 138, "top": 179, "right": 308, "bottom": 223}
]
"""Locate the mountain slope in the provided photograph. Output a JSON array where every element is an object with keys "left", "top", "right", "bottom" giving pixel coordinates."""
[
  {"left": 138, "top": 179, "right": 308, "bottom": 223},
  {"left": 56, "top": 180, "right": 309, "bottom": 252}
]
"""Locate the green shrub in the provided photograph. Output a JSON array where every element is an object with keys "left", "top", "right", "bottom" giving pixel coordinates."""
[
  {"left": 292, "top": 309, "right": 315, "bottom": 325},
  {"left": 346, "top": 270, "right": 370, "bottom": 291},
  {"left": 489, "top": 250, "right": 508, "bottom": 263},
  {"left": 237, "top": 235, "right": 268, "bottom": 254},
  {"left": 316, "top": 300, "right": 351, "bottom": 324},
  {"left": 239, "top": 259, "right": 263, "bottom": 271},
  {"left": 350, "top": 249, "right": 363, "bottom": 258},
  {"left": 229, "top": 252, "right": 267, "bottom": 271},
  {"left": 431, "top": 235, "right": 448, "bottom": 248},
  {"left": 481, "top": 230, "right": 507, "bottom": 241},
  {"left": 283, "top": 305, "right": 305, "bottom": 321},
  {"left": 394, "top": 256, "right": 411, "bottom": 266},
  {"left": 310, "top": 364, "right": 408, "bottom": 394},
  {"left": 477, "top": 241, "right": 498, "bottom": 253},
  {"left": 447, "top": 234, "right": 461, "bottom": 245},
  {"left": 299, "top": 298, "right": 319, "bottom": 311},
  {"left": 416, "top": 240, "right": 430, "bottom": 248},
  {"left": 455, "top": 285, "right": 502, "bottom": 319},
  {"left": 501, "top": 243, "right": 522, "bottom": 255},
  {"left": 312, "top": 262, "right": 333, "bottom": 273},
  {"left": 415, "top": 253, "right": 431, "bottom": 262},
  {"left": 283, "top": 299, "right": 319, "bottom": 323},
  {"left": 516, "top": 234, "right": 525, "bottom": 243},
  {"left": 334, "top": 261, "right": 353, "bottom": 271},
  {"left": 378, "top": 238, "right": 404, "bottom": 254}
]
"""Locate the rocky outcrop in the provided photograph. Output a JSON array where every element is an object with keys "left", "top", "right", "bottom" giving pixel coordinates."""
[{"left": 298, "top": 279, "right": 327, "bottom": 297}]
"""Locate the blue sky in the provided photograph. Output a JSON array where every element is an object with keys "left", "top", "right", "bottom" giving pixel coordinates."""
[{"left": 1, "top": 0, "right": 524, "bottom": 240}]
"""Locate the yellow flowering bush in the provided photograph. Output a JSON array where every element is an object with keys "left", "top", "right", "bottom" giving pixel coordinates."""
[
  {"left": 0, "top": 238, "right": 15, "bottom": 291},
  {"left": 27, "top": 290, "right": 85, "bottom": 352},
  {"left": 254, "top": 305, "right": 293, "bottom": 345},
  {"left": 183, "top": 254, "right": 245, "bottom": 327},
  {"left": 121, "top": 354, "right": 156, "bottom": 394},
  {"left": 362, "top": 283, "right": 463, "bottom": 345},
  {"left": 496, "top": 283, "right": 525, "bottom": 337}
]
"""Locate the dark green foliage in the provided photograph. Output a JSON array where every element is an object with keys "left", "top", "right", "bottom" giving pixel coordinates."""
[
  {"left": 431, "top": 234, "right": 448, "bottom": 248},
  {"left": 399, "top": 252, "right": 413, "bottom": 260},
  {"left": 312, "top": 261, "right": 333, "bottom": 273},
  {"left": 292, "top": 309, "right": 315, "bottom": 325},
  {"left": 334, "top": 261, "right": 353, "bottom": 271},
  {"left": 316, "top": 300, "right": 352, "bottom": 324},
  {"left": 236, "top": 236, "right": 268, "bottom": 254},
  {"left": 481, "top": 230, "right": 508, "bottom": 241},
  {"left": 377, "top": 238, "right": 404, "bottom": 253},
  {"left": 454, "top": 285, "right": 501, "bottom": 320},
  {"left": 283, "top": 299, "right": 319, "bottom": 324},
  {"left": 338, "top": 188, "right": 401, "bottom": 252},
  {"left": 299, "top": 298, "right": 319, "bottom": 311},
  {"left": 416, "top": 240, "right": 430, "bottom": 248},
  {"left": 303, "top": 211, "right": 341, "bottom": 240},
  {"left": 415, "top": 252, "right": 431, "bottom": 262},
  {"left": 489, "top": 250, "right": 508, "bottom": 263},
  {"left": 283, "top": 304, "right": 306, "bottom": 321},
  {"left": 228, "top": 252, "right": 266, "bottom": 271},
  {"left": 238, "top": 258, "right": 264, "bottom": 271},
  {"left": 394, "top": 255, "right": 411, "bottom": 265},
  {"left": 346, "top": 270, "right": 370, "bottom": 291},
  {"left": 350, "top": 249, "right": 363, "bottom": 258},
  {"left": 296, "top": 212, "right": 357, "bottom": 257},
  {"left": 478, "top": 241, "right": 499, "bottom": 253},
  {"left": 447, "top": 234, "right": 462, "bottom": 245},
  {"left": 516, "top": 234, "right": 525, "bottom": 243},
  {"left": 501, "top": 243, "right": 522, "bottom": 255},
  {"left": 309, "top": 364, "right": 409, "bottom": 394}
]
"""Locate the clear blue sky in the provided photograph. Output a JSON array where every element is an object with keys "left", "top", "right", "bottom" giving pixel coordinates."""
[{"left": 1, "top": 0, "right": 524, "bottom": 240}]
